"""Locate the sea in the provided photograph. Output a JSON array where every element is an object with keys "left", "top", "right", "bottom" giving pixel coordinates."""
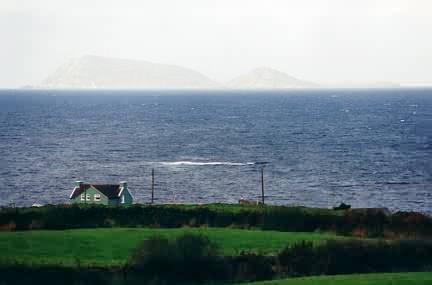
[{"left": 1, "top": 88, "right": 432, "bottom": 213}]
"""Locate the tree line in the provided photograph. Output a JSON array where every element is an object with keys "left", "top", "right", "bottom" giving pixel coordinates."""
[{"left": 1, "top": 204, "right": 431, "bottom": 238}]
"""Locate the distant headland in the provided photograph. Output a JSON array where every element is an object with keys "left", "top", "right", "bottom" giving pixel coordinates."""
[{"left": 24, "top": 55, "right": 408, "bottom": 90}]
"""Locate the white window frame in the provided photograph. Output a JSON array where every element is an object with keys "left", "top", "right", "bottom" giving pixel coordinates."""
[
  {"left": 80, "top": 194, "right": 85, "bottom": 201},
  {"left": 121, "top": 195, "right": 125, "bottom": 204},
  {"left": 86, "top": 194, "right": 91, "bottom": 201},
  {"left": 94, "top": 194, "right": 101, "bottom": 201}
]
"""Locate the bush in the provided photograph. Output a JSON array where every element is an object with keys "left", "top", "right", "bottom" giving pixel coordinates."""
[
  {"left": 277, "top": 241, "right": 318, "bottom": 276},
  {"left": 128, "top": 236, "right": 173, "bottom": 273},
  {"left": 127, "top": 234, "right": 223, "bottom": 283},
  {"left": 1, "top": 204, "right": 432, "bottom": 239},
  {"left": 126, "top": 234, "right": 275, "bottom": 283},
  {"left": 333, "top": 203, "right": 351, "bottom": 210},
  {"left": 277, "top": 239, "right": 432, "bottom": 277},
  {"left": 231, "top": 252, "right": 274, "bottom": 281}
]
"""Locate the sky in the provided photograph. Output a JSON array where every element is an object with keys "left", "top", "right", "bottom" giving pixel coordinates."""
[{"left": 0, "top": 0, "right": 431, "bottom": 87}]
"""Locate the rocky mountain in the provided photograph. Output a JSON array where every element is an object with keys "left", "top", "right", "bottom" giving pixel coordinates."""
[
  {"left": 226, "top": 67, "right": 317, "bottom": 89},
  {"left": 41, "top": 55, "right": 218, "bottom": 89}
]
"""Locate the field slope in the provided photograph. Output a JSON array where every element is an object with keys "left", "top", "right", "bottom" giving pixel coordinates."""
[
  {"left": 234, "top": 272, "right": 432, "bottom": 285},
  {"left": 0, "top": 227, "right": 342, "bottom": 266}
]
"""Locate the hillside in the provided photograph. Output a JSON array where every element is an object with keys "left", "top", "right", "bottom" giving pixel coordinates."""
[
  {"left": 227, "top": 67, "right": 317, "bottom": 89},
  {"left": 0, "top": 228, "right": 340, "bottom": 266},
  {"left": 41, "top": 55, "right": 219, "bottom": 89},
  {"left": 235, "top": 272, "right": 432, "bottom": 285}
]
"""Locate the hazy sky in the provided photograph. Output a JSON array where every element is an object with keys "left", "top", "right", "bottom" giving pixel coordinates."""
[{"left": 1, "top": 0, "right": 431, "bottom": 87}]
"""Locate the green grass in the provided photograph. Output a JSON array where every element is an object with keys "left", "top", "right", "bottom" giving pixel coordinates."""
[
  {"left": 0, "top": 227, "right": 342, "bottom": 266},
  {"left": 4, "top": 202, "right": 344, "bottom": 216},
  {"left": 123, "top": 203, "right": 345, "bottom": 215},
  {"left": 231, "top": 272, "right": 432, "bottom": 285}
]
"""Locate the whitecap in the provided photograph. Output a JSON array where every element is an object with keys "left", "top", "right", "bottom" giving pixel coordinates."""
[{"left": 159, "top": 161, "right": 255, "bottom": 166}]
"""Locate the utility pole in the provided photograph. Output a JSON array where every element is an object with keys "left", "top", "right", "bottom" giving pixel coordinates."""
[
  {"left": 151, "top": 168, "right": 155, "bottom": 204},
  {"left": 261, "top": 166, "right": 265, "bottom": 205}
]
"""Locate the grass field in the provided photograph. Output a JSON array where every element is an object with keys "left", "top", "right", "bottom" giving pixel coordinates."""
[
  {"left": 0, "top": 227, "right": 343, "bottom": 266},
  {"left": 7, "top": 203, "right": 342, "bottom": 215},
  {"left": 160, "top": 203, "right": 344, "bottom": 215},
  {"left": 233, "top": 272, "right": 432, "bottom": 285}
]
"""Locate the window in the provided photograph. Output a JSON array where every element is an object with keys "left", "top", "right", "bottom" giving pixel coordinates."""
[
  {"left": 94, "top": 194, "right": 101, "bottom": 201},
  {"left": 86, "top": 194, "right": 91, "bottom": 201},
  {"left": 80, "top": 194, "right": 85, "bottom": 201},
  {"left": 121, "top": 195, "right": 125, "bottom": 204}
]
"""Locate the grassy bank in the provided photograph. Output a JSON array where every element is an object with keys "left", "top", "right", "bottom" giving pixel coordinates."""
[
  {"left": 0, "top": 227, "right": 342, "bottom": 266},
  {"left": 233, "top": 272, "right": 432, "bottom": 285}
]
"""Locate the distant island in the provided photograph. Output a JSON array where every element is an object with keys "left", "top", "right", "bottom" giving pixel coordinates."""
[
  {"left": 227, "top": 67, "right": 317, "bottom": 89},
  {"left": 31, "top": 55, "right": 318, "bottom": 89},
  {"left": 39, "top": 55, "right": 219, "bottom": 89},
  {"left": 24, "top": 55, "right": 407, "bottom": 90}
]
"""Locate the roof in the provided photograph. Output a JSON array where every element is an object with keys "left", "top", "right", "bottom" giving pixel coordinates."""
[{"left": 70, "top": 183, "right": 122, "bottom": 199}]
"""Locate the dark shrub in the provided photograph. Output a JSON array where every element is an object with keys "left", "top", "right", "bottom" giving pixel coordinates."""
[
  {"left": 128, "top": 235, "right": 173, "bottom": 273},
  {"left": 277, "top": 241, "right": 318, "bottom": 276},
  {"left": 277, "top": 239, "right": 432, "bottom": 277},
  {"left": 263, "top": 207, "right": 340, "bottom": 232},
  {"left": 321, "top": 239, "right": 378, "bottom": 274},
  {"left": 339, "top": 210, "right": 389, "bottom": 237},
  {"left": 391, "top": 211, "right": 432, "bottom": 238},
  {"left": 2, "top": 204, "right": 432, "bottom": 239},
  {"left": 232, "top": 252, "right": 274, "bottom": 281},
  {"left": 127, "top": 234, "right": 224, "bottom": 283},
  {"left": 333, "top": 203, "right": 351, "bottom": 210},
  {"left": 175, "top": 234, "right": 218, "bottom": 260}
]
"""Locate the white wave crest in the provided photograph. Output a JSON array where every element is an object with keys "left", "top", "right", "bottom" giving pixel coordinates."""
[{"left": 159, "top": 161, "right": 255, "bottom": 166}]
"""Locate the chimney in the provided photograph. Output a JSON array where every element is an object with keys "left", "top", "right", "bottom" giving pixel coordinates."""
[
  {"left": 120, "top": 181, "right": 128, "bottom": 189},
  {"left": 75, "top": 181, "right": 83, "bottom": 188}
]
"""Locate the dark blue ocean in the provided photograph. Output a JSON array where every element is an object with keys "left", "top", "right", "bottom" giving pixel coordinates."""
[{"left": 1, "top": 89, "right": 432, "bottom": 213}]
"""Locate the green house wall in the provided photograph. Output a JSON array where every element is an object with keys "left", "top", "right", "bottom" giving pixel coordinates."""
[
  {"left": 107, "top": 188, "right": 133, "bottom": 205},
  {"left": 71, "top": 185, "right": 133, "bottom": 205},
  {"left": 71, "top": 186, "right": 109, "bottom": 205},
  {"left": 119, "top": 189, "right": 133, "bottom": 205}
]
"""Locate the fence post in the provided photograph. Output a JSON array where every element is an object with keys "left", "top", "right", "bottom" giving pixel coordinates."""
[
  {"left": 151, "top": 168, "right": 155, "bottom": 204},
  {"left": 261, "top": 166, "right": 265, "bottom": 205}
]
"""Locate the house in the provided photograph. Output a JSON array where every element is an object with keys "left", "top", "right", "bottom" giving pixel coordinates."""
[
  {"left": 239, "top": 198, "right": 262, "bottom": 205},
  {"left": 70, "top": 181, "right": 133, "bottom": 205}
]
